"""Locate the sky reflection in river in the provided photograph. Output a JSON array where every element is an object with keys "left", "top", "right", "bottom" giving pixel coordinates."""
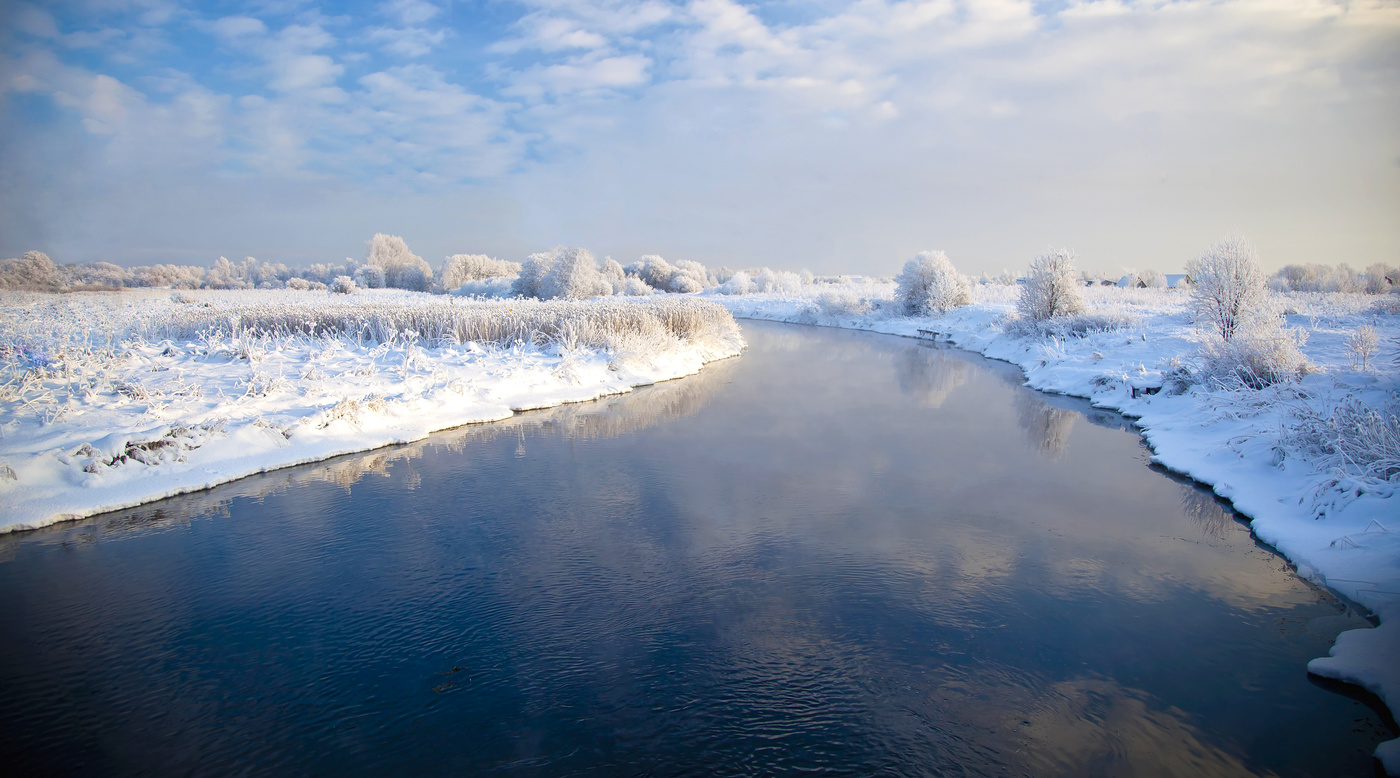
[{"left": 0, "top": 321, "right": 1392, "bottom": 776}]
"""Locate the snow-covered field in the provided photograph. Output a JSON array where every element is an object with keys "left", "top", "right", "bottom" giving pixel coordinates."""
[
  {"left": 704, "top": 281, "right": 1400, "bottom": 771},
  {"left": 0, "top": 289, "right": 744, "bottom": 533}
]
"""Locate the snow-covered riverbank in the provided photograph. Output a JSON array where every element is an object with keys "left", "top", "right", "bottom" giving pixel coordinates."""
[
  {"left": 0, "top": 289, "right": 744, "bottom": 533},
  {"left": 704, "top": 281, "right": 1400, "bottom": 771}
]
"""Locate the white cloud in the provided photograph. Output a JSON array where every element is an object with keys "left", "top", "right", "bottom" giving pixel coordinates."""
[
  {"left": 382, "top": 0, "right": 441, "bottom": 26},
  {"left": 368, "top": 26, "right": 449, "bottom": 57},
  {"left": 3, "top": 0, "right": 1397, "bottom": 271},
  {"left": 210, "top": 16, "right": 269, "bottom": 41}
]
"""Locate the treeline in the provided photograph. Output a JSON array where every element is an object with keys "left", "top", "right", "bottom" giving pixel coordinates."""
[
  {"left": 0, "top": 233, "right": 829, "bottom": 298},
  {"left": 1269, "top": 263, "right": 1400, "bottom": 294}
]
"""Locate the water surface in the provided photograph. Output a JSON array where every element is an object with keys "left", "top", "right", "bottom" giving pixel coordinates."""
[{"left": 0, "top": 321, "right": 1393, "bottom": 776}]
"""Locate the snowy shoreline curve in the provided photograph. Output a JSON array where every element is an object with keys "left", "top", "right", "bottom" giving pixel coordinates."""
[
  {"left": 0, "top": 290, "right": 745, "bottom": 534},
  {"left": 703, "top": 282, "right": 1400, "bottom": 772}
]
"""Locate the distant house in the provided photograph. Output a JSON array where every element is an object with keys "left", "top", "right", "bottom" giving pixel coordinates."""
[
  {"left": 1165, "top": 274, "right": 1190, "bottom": 288},
  {"left": 1117, "top": 274, "right": 1146, "bottom": 288}
]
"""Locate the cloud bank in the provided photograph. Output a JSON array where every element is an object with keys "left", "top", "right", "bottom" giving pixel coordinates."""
[{"left": 1, "top": 0, "right": 1396, "bottom": 275}]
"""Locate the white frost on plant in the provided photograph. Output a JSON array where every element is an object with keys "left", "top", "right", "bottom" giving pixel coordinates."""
[
  {"left": 1018, "top": 249, "right": 1086, "bottom": 321},
  {"left": 0, "top": 291, "right": 744, "bottom": 533},
  {"left": 894, "top": 250, "right": 971, "bottom": 316}
]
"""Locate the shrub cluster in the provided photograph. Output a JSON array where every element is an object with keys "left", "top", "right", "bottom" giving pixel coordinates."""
[{"left": 894, "top": 250, "right": 971, "bottom": 316}]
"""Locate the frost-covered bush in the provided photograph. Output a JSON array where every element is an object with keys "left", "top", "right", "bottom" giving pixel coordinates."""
[
  {"left": 1006, "top": 312, "right": 1136, "bottom": 339},
  {"left": 1018, "top": 249, "right": 1085, "bottom": 321},
  {"left": 601, "top": 257, "right": 628, "bottom": 296},
  {"left": 624, "top": 277, "right": 653, "bottom": 296},
  {"left": 0, "top": 251, "right": 62, "bottom": 291},
  {"left": 131, "top": 264, "right": 205, "bottom": 289},
  {"left": 625, "top": 255, "right": 710, "bottom": 294},
  {"left": 1346, "top": 325, "right": 1379, "bottom": 371},
  {"left": 330, "top": 276, "right": 357, "bottom": 294},
  {"left": 354, "top": 265, "right": 386, "bottom": 289},
  {"left": 366, "top": 233, "right": 433, "bottom": 292},
  {"left": 1364, "top": 264, "right": 1396, "bottom": 295},
  {"left": 1188, "top": 237, "right": 1308, "bottom": 387},
  {"left": 512, "top": 251, "right": 554, "bottom": 299},
  {"left": 285, "top": 278, "right": 327, "bottom": 292},
  {"left": 1270, "top": 262, "right": 1395, "bottom": 294},
  {"left": 439, "top": 254, "right": 522, "bottom": 290},
  {"left": 894, "top": 250, "right": 971, "bottom": 316},
  {"left": 752, "top": 268, "right": 804, "bottom": 294},
  {"left": 63, "top": 261, "right": 131, "bottom": 289},
  {"left": 1197, "top": 322, "right": 1310, "bottom": 389},
  {"left": 539, "top": 248, "right": 613, "bottom": 300},
  {"left": 1372, "top": 296, "right": 1400, "bottom": 316},
  {"left": 720, "top": 271, "right": 755, "bottom": 295},
  {"left": 1283, "top": 396, "right": 1400, "bottom": 482},
  {"left": 301, "top": 261, "right": 356, "bottom": 286},
  {"left": 121, "top": 296, "right": 743, "bottom": 358},
  {"left": 818, "top": 288, "right": 893, "bottom": 317},
  {"left": 1186, "top": 236, "right": 1267, "bottom": 342}
]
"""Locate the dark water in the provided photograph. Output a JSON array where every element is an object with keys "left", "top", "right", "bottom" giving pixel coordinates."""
[{"left": 0, "top": 321, "right": 1393, "bottom": 777}]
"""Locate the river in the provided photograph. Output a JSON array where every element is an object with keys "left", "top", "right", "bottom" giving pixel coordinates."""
[{"left": 0, "top": 320, "right": 1392, "bottom": 776}]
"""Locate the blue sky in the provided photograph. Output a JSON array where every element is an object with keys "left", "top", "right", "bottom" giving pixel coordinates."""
[{"left": 1, "top": 0, "right": 1397, "bottom": 275}]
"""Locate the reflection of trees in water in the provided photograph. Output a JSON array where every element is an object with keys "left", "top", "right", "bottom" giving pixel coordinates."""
[
  {"left": 1179, "top": 485, "right": 1231, "bottom": 540},
  {"left": 5, "top": 357, "right": 740, "bottom": 545},
  {"left": 514, "top": 355, "right": 740, "bottom": 443},
  {"left": 1015, "top": 391, "right": 1077, "bottom": 457},
  {"left": 894, "top": 346, "right": 971, "bottom": 409}
]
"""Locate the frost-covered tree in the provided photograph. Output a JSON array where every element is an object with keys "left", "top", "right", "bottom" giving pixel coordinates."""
[
  {"left": 1364, "top": 264, "right": 1395, "bottom": 295},
  {"left": 671, "top": 259, "right": 710, "bottom": 293},
  {"left": 131, "top": 264, "right": 205, "bottom": 289},
  {"left": 720, "top": 270, "right": 755, "bottom": 295},
  {"left": 894, "top": 250, "right": 971, "bottom": 316},
  {"left": 0, "top": 251, "right": 62, "bottom": 291},
  {"left": 1189, "top": 236, "right": 1309, "bottom": 387},
  {"left": 204, "top": 257, "right": 250, "bottom": 289},
  {"left": 512, "top": 250, "right": 555, "bottom": 298},
  {"left": 600, "top": 257, "right": 627, "bottom": 296},
  {"left": 1186, "top": 236, "right": 1266, "bottom": 342},
  {"left": 354, "top": 265, "right": 386, "bottom": 289},
  {"left": 439, "top": 254, "right": 522, "bottom": 290},
  {"left": 539, "top": 248, "right": 613, "bottom": 300},
  {"left": 366, "top": 233, "right": 432, "bottom": 291},
  {"left": 625, "top": 255, "right": 711, "bottom": 293},
  {"left": 625, "top": 255, "right": 677, "bottom": 291},
  {"left": 1018, "top": 249, "right": 1085, "bottom": 321},
  {"left": 64, "top": 261, "right": 131, "bottom": 289}
]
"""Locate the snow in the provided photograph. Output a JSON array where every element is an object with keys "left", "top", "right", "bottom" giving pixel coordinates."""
[
  {"left": 0, "top": 289, "right": 744, "bottom": 534},
  {"left": 704, "top": 281, "right": 1400, "bottom": 771}
]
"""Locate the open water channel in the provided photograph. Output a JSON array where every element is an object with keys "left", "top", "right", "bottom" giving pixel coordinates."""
[{"left": 0, "top": 320, "right": 1394, "bottom": 776}]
